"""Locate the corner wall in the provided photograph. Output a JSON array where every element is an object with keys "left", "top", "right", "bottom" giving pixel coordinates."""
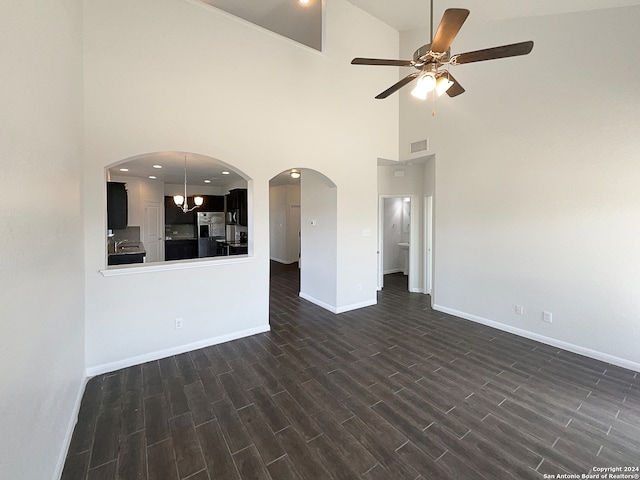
[
  {"left": 0, "top": 1, "right": 85, "bottom": 478},
  {"left": 401, "top": 6, "right": 640, "bottom": 369}
]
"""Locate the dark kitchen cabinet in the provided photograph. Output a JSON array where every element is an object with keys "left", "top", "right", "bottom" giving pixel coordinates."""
[
  {"left": 107, "top": 182, "right": 128, "bottom": 230},
  {"left": 108, "top": 253, "right": 145, "bottom": 265},
  {"left": 165, "top": 239, "right": 198, "bottom": 261},
  {"left": 165, "top": 196, "right": 196, "bottom": 225},
  {"left": 201, "top": 195, "right": 225, "bottom": 212},
  {"left": 226, "top": 188, "right": 248, "bottom": 226}
]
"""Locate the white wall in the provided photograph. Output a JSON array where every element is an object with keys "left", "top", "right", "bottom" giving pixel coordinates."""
[
  {"left": 0, "top": 1, "right": 85, "bottom": 479},
  {"left": 300, "top": 170, "right": 338, "bottom": 309},
  {"left": 83, "top": 0, "right": 398, "bottom": 371},
  {"left": 110, "top": 175, "right": 165, "bottom": 229},
  {"left": 270, "top": 184, "right": 301, "bottom": 264},
  {"left": 401, "top": 6, "right": 640, "bottom": 369}
]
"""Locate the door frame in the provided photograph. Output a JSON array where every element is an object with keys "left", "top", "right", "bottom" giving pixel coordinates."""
[
  {"left": 424, "top": 195, "right": 433, "bottom": 296},
  {"left": 378, "top": 194, "right": 416, "bottom": 291}
]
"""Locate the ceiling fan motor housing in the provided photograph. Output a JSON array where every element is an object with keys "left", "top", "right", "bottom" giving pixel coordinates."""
[{"left": 413, "top": 44, "right": 450, "bottom": 67}]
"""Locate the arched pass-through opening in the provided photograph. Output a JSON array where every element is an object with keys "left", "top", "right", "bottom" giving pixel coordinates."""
[
  {"left": 105, "top": 151, "right": 251, "bottom": 269},
  {"left": 269, "top": 168, "right": 338, "bottom": 314}
]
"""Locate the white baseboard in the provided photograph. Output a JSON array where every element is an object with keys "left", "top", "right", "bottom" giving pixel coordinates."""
[
  {"left": 336, "top": 299, "right": 377, "bottom": 314},
  {"left": 299, "top": 292, "right": 376, "bottom": 314},
  {"left": 54, "top": 375, "right": 89, "bottom": 480},
  {"left": 85, "top": 325, "right": 271, "bottom": 377},
  {"left": 384, "top": 268, "right": 403, "bottom": 275},
  {"left": 433, "top": 304, "right": 640, "bottom": 373},
  {"left": 270, "top": 257, "right": 297, "bottom": 265}
]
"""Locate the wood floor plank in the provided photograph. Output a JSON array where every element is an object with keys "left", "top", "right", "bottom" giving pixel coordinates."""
[
  {"left": 116, "top": 431, "right": 146, "bottom": 480},
  {"left": 169, "top": 413, "right": 206, "bottom": 479},
  {"left": 183, "top": 381, "right": 215, "bottom": 427},
  {"left": 275, "top": 426, "right": 334, "bottom": 480},
  {"left": 196, "top": 420, "right": 240, "bottom": 480},
  {"left": 236, "top": 404, "right": 286, "bottom": 465},
  {"left": 233, "top": 445, "right": 271, "bottom": 480},
  {"left": 142, "top": 361, "right": 164, "bottom": 398},
  {"left": 89, "top": 408, "right": 120, "bottom": 468},
  {"left": 147, "top": 438, "right": 179, "bottom": 480},
  {"left": 211, "top": 396, "right": 252, "bottom": 454},
  {"left": 143, "top": 394, "right": 171, "bottom": 446}
]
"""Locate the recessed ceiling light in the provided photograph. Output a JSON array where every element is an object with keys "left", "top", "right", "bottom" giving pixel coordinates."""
[
  {"left": 204, "top": 179, "right": 211, "bottom": 184},
  {"left": 152, "top": 164, "right": 162, "bottom": 169},
  {"left": 222, "top": 171, "right": 230, "bottom": 175},
  {"left": 299, "top": 0, "right": 310, "bottom": 4},
  {"left": 149, "top": 176, "right": 157, "bottom": 179},
  {"left": 119, "top": 168, "right": 129, "bottom": 172}
]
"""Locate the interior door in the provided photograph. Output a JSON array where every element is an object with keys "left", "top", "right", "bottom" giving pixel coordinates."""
[
  {"left": 288, "top": 205, "right": 301, "bottom": 264},
  {"left": 144, "top": 200, "right": 162, "bottom": 262}
]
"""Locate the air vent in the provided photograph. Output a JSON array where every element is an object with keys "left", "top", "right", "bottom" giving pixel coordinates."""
[{"left": 410, "top": 139, "right": 429, "bottom": 153}]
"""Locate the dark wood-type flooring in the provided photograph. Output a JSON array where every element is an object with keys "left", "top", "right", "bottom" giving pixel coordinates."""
[{"left": 62, "top": 262, "right": 640, "bottom": 479}]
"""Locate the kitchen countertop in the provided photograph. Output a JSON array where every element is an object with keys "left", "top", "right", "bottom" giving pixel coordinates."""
[
  {"left": 222, "top": 241, "right": 248, "bottom": 247},
  {"left": 109, "top": 241, "right": 146, "bottom": 256}
]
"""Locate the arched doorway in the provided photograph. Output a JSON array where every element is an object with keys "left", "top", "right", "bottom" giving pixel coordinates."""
[{"left": 269, "top": 168, "right": 338, "bottom": 313}]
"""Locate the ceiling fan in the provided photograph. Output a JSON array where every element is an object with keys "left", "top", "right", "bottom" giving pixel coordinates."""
[{"left": 351, "top": 5, "right": 534, "bottom": 99}]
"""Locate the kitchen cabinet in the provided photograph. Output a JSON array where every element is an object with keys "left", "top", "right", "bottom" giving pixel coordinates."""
[
  {"left": 107, "top": 182, "right": 128, "bottom": 230},
  {"left": 108, "top": 253, "right": 145, "bottom": 265},
  {"left": 228, "top": 244, "right": 248, "bottom": 255},
  {"left": 226, "top": 188, "right": 248, "bottom": 226},
  {"left": 165, "top": 196, "right": 196, "bottom": 225},
  {"left": 201, "top": 195, "right": 225, "bottom": 212},
  {"left": 165, "top": 239, "right": 198, "bottom": 261}
]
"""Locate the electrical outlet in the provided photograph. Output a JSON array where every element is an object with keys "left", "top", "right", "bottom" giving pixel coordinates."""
[
  {"left": 543, "top": 311, "right": 553, "bottom": 323},
  {"left": 515, "top": 305, "right": 524, "bottom": 315},
  {"left": 175, "top": 318, "right": 183, "bottom": 329}
]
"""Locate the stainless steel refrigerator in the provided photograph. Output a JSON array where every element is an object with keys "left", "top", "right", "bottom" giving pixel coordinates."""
[{"left": 197, "top": 212, "right": 225, "bottom": 257}]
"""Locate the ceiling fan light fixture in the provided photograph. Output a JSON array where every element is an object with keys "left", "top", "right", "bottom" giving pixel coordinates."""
[
  {"left": 435, "top": 75, "right": 454, "bottom": 96},
  {"left": 411, "top": 73, "right": 436, "bottom": 100}
]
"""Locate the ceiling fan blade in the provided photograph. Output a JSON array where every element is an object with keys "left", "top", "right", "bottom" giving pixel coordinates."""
[
  {"left": 445, "top": 73, "right": 465, "bottom": 97},
  {"left": 430, "top": 8, "right": 470, "bottom": 54},
  {"left": 375, "top": 73, "right": 420, "bottom": 99},
  {"left": 451, "top": 41, "right": 534, "bottom": 65},
  {"left": 351, "top": 58, "right": 413, "bottom": 67}
]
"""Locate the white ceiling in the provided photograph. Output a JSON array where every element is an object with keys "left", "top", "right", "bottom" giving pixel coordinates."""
[
  {"left": 204, "top": 0, "right": 640, "bottom": 39},
  {"left": 347, "top": 0, "right": 640, "bottom": 32},
  {"left": 199, "top": 0, "right": 323, "bottom": 50},
  {"left": 109, "top": 152, "right": 245, "bottom": 189}
]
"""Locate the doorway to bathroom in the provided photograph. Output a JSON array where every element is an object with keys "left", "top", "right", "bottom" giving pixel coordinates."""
[{"left": 378, "top": 195, "right": 413, "bottom": 292}]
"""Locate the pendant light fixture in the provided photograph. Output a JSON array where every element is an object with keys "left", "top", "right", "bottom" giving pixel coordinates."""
[{"left": 174, "top": 156, "right": 203, "bottom": 213}]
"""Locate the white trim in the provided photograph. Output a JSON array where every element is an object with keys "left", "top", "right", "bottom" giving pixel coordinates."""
[
  {"left": 101, "top": 255, "right": 254, "bottom": 277},
  {"left": 299, "top": 292, "right": 377, "bottom": 314},
  {"left": 384, "top": 268, "right": 403, "bottom": 275},
  {"left": 270, "top": 257, "right": 297, "bottom": 265},
  {"left": 433, "top": 305, "right": 640, "bottom": 373},
  {"left": 53, "top": 376, "right": 89, "bottom": 480},
  {"left": 336, "top": 299, "right": 377, "bottom": 314},
  {"left": 85, "top": 325, "right": 270, "bottom": 377}
]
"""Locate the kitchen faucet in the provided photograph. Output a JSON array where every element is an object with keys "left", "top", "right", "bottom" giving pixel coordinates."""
[{"left": 115, "top": 239, "right": 128, "bottom": 251}]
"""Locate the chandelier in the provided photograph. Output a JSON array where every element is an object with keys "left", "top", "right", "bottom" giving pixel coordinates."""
[{"left": 173, "top": 156, "right": 203, "bottom": 213}]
